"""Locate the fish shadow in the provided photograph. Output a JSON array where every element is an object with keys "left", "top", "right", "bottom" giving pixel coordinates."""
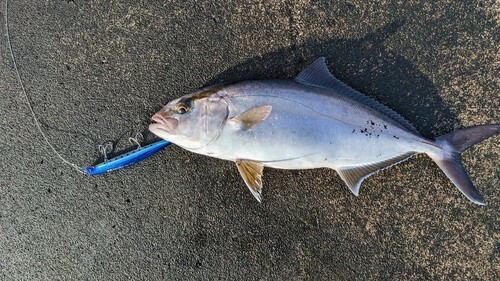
[
  {"left": 160, "top": 19, "right": 496, "bottom": 278},
  {"left": 207, "top": 21, "right": 459, "bottom": 137},
  {"left": 186, "top": 22, "right": 460, "bottom": 272}
]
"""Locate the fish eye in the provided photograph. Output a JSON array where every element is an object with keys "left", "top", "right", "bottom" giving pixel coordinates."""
[{"left": 175, "top": 103, "right": 190, "bottom": 114}]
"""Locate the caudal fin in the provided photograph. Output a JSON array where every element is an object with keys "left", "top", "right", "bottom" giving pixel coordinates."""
[{"left": 431, "top": 124, "right": 500, "bottom": 205}]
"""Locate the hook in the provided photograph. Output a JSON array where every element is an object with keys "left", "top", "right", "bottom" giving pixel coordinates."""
[
  {"left": 98, "top": 142, "right": 113, "bottom": 161},
  {"left": 128, "top": 132, "right": 144, "bottom": 148}
]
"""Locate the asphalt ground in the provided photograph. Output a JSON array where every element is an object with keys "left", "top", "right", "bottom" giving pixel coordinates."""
[{"left": 0, "top": 1, "right": 498, "bottom": 280}]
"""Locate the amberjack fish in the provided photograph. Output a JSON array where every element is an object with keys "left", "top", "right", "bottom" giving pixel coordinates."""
[{"left": 149, "top": 57, "right": 498, "bottom": 204}]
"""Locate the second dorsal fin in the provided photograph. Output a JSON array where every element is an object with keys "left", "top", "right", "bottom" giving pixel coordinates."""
[{"left": 295, "top": 57, "right": 419, "bottom": 134}]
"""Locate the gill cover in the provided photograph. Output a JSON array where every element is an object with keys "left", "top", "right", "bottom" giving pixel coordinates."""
[
  {"left": 164, "top": 86, "right": 229, "bottom": 150},
  {"left": 195, "top": 93, "right": 230, "bottom": 147}
]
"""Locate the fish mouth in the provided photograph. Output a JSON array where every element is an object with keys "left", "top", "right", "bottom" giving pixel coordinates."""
[{"left": 150, "top": 113, "right": 178, "bottom": 134}]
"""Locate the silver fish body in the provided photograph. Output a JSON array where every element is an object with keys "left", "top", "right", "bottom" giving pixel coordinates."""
[
  {"left": 194, "top": 80, "right": 432, "bottom": 168},
  {"left": 150, "top": 58, "right": 499, "bottom": 204}
]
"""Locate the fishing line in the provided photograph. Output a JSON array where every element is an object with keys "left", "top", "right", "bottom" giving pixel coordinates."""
[
  {"left": 5, "top": 0, "right": 86, "bottom": 174},
  {"left": 5, "top": 0, "right": 171, "bottom": 176}
]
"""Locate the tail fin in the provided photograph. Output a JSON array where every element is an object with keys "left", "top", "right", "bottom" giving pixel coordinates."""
[{"left": 430, "top": 124, "right": 500, "bottom": 205}]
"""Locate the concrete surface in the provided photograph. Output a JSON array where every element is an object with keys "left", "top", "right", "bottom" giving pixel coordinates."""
[{"left": 0, "top": 0, "right": 498, "bottom": 280}]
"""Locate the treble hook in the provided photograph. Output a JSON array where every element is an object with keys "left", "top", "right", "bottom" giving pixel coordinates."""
[
  {"left": 128, "top": 132, "right": 144, "bottom": 148},
  {"left": 97, "top": 142, "right": 113, "bottom": 161}
]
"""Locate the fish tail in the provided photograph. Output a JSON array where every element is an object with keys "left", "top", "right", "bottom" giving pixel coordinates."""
[{"left": 429, "top": 124, "right": 500, "bottom": 205}]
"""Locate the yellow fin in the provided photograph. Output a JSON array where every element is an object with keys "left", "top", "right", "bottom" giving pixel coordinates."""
[
  {"left": 235, "top": 160, "right": 264, "bottom": 202},
  {"left": 231, "top": 105, "right": 272, "bottom": 131}
]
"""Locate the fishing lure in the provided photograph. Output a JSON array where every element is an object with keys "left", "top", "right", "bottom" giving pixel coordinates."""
[
  {"left": 83, "top": 140, "right": 171, "bottom": 176},
  {"left": 5, "top": 0, "right": 170, "bottom": 176}
]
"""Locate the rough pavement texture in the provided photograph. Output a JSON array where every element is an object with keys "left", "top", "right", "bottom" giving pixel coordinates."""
[{"left": 0, "top": 0, "right": 498, "bottom": 280}]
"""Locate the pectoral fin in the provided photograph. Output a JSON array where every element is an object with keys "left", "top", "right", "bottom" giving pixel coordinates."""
[
  {"left": 235, "top": 160, "right": 264, "bottom": 202},
  {"left": 231, "top": 105, "right": 272, "bottom": 131}
]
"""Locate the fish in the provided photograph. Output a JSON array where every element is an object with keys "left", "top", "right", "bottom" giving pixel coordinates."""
[{"left": 149, "top": 57, "right": 499, "bottom": 205}]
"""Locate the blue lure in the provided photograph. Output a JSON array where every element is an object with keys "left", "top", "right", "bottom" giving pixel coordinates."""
[{"left": 83, "top": 140, "right": 171, "bottom": 176}]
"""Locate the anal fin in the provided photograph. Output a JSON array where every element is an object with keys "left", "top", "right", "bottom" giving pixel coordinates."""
[
  {"left": 235, "top": 160, "right": 264, "bottom": 202},
  {"left": 337, "top": 153, "right": 414, "bottom": 195}
]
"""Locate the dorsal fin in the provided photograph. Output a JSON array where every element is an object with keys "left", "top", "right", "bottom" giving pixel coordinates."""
[
  {"left": 295, "top": 57, "right": 419, "bottom": 134},
  {"left": 337, "top": 152, "right": 415, "bottom": 195}
]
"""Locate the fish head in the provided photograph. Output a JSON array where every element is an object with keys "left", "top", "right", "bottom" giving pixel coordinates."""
[{"left": 149, "top": 85, "right": 229, "bottom": 149}]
